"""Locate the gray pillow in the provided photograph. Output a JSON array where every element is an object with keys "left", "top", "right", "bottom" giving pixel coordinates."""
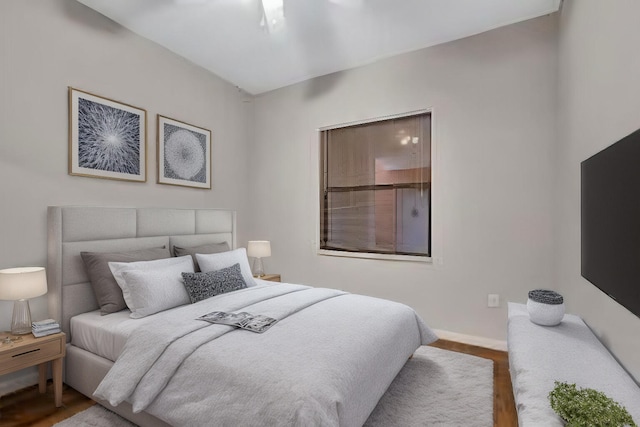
[
  {"left": 173, "top": 242, "right": 230, "bottom": 272},
  {"left": 181, "top": 263, "right": 247, "bottom": 303},
  {"left": 81, "top": 247, "right": 171, "bottom": 315}
]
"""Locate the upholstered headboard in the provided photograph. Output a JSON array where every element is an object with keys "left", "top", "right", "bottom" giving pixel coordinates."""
[{"left": 47, "top": 206, "right": 236, "bottom": 341}]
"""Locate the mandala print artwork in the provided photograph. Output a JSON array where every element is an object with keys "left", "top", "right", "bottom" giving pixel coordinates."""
[
  {"left": 163, "top": 124, "right": 206, "bottom": 182},
  {"left": 69, "top": 88, "right": 146, "bottom": 182},
  {"left": 158, "top": 115, "right": 211, "bottom": 189}
]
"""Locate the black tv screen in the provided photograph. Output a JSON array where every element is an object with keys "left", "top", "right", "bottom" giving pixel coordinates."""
[{"left": 581, "top": 127, "right": 640, "bottom": 319}]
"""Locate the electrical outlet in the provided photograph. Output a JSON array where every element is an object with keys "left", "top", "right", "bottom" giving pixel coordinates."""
[{"left": 487, "top": 294, "right": 500, "bottom": 308}]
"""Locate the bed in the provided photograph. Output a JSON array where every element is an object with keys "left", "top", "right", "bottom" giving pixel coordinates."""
[{"left": 47, "top": 206, "right": 437, "bottom": 427}]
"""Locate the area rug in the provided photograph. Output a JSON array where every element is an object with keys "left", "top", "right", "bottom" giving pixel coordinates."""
[{"left": 54, "top": 346, "right": 493, "bottom": 427}]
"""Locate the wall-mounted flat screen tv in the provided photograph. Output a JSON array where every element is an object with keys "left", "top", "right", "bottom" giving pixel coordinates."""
[{"left": 581, "top": 127, "right": 640, "bottom": 319}]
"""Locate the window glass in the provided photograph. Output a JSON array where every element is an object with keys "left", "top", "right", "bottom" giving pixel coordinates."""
[{"left": 320, "top": 113, "right": 431, "bottom": 257}]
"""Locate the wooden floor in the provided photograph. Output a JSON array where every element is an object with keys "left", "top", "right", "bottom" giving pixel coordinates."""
[
  {"left": 429, "top": 340, "right": 518, "bottom": 426},
  {"left": 0, "top": 340, "right": 517, "bottom": 427}
]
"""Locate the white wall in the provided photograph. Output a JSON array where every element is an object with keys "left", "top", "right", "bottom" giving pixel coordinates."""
[
  {"left": 251, "top": 15, "right": 558, "bottom": 341},
  {"left": 557, "top": 0, "right": 640, "bottom": 381},
  {"left": 0, "top": 0, "right": 252, "bottom": 393}
]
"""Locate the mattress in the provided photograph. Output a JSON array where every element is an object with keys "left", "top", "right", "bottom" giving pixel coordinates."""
[
  {"left": 70, "top": 279, "right": 276, "bottom": 361},
  {"left": 71, "top": 309, "right": 146, "bottom": 362}
]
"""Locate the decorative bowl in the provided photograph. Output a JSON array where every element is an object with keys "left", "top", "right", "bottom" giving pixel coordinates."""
[{"left": 527, "top": 289, "right": 565, "bottom": 326}]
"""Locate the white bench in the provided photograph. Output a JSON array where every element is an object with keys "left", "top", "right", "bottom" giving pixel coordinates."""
[{"left": 507, "top": 302, "right": 640, "bottom": 426}]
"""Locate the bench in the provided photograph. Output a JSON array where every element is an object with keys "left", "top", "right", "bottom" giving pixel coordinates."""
[{"left": 507, "top": 302, "right": 640, "bottom": 426}]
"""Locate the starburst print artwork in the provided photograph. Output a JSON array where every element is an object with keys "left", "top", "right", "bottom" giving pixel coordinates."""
[
  {"left": 69, "top": 88, "right": 146, "bottom": 182},
  {"left": 158, "top": 115, "right": 211, "bottom": 189},
  {"left": 78, "top": 99, "right": 141, "bottom": 174}
]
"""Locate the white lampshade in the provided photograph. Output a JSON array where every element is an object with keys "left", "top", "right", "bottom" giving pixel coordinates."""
[
  {"left": 0, "top": 267, "right": 48, "bottom": 300},
  {"left": 0, "top": 267, "right": 48, "bottom": 335},
  {"left": 247, "top": 241, "right": 271, "bottom": 258}
]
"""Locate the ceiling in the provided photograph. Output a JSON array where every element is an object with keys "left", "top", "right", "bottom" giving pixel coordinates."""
[{"left": 76, "top": 0, "right": 560, "bottom": 95}]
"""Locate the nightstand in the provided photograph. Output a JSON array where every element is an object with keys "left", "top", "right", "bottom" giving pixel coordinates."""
[
  {"left": 0, "top": 332, "right": 65, "bottom": 407},
  {"left": 258, "top": 274, "right": 281, "bottom": 282}
]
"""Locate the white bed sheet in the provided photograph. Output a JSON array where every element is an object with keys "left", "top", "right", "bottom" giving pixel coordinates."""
[
  {"left": 71, "top": 309, "right": 146, "bottom": 362},
  {"left": 70, "top": 279, "right": 276, "bottom": 361}
]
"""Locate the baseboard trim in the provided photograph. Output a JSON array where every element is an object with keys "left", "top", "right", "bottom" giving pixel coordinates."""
[{"left": 433, "top": 329, "right": 507, "bottom": 352}]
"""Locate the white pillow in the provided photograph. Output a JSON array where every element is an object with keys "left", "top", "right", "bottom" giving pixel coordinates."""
[
  {"left": 108, "top": 255, "right": 194, "bottom": 314},
  {"left": 196, "top": 248, "right": 257, "bottom": 287},
  {"left": 121, "top": 267, "right": 192, "bottom": 318}
]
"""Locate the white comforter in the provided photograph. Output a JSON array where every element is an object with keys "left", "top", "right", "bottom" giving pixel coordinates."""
[{"left": 94, "top": 283, "right": 437, "bottom": 427}]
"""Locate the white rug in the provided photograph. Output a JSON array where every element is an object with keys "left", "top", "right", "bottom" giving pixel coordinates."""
[{"left": 54, "top": 346, "right": 493, "bottom": 427}]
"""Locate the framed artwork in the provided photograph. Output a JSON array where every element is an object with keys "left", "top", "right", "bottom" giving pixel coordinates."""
[
  {"left": 69, "top": 87, "right": 146, "bottom": 182},
  {"left": 157, "top": 115, "right": 211, "bottom": 189}
]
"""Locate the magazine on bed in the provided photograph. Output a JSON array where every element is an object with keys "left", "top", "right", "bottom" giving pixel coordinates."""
[{"left": 197, "top": 311, "right": 278, "bottom": 333}]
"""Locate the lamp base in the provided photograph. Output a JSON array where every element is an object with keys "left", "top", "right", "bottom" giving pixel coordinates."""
[
  {"left": 11, "top": 299, "right": 32, "bottom": 335},
  {"left": 252, "top": 257, "right": 265, "bottom": 277}
]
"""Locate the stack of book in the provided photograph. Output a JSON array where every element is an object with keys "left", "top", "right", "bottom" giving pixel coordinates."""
[{"left": 32, "top": 319, "right": 61, "bottom": 337}]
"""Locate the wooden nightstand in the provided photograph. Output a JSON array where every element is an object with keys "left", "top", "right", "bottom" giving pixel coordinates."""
[
  {"left": 257, "top": 274, "right": 281, "bottom": 282},
  {"left": 0, "top": 332, "right": 65, "bottom": 407}
]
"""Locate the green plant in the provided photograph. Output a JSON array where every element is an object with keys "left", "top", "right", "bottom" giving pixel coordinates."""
[{"left": 549, "top": 381, "right": 637, "bottom": 427}]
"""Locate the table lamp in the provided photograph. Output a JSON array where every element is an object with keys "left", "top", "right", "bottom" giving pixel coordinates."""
[
  {"left": 0, "top": 267, "right": 48, "bottom": 335},
  {"left": 247, "top": 241, "right": 271, "bottom": 277}
]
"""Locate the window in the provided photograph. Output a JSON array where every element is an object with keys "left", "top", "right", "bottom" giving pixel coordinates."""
[{"left": 319, "top": 112, "right": 431, "bottom": 259}]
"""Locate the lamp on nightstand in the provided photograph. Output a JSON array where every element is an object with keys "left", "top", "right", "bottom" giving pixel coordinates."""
[
  {"left": 247, "top": 241, "right": 271, "bottom": 277},
  {"left": 0, "top": 267, "right": 48, "bottom": 335}
]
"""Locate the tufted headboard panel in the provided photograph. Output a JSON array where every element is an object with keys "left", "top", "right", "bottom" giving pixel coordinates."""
[{"left": 47, "top": 206, "right": 236, "bottom": 341}]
